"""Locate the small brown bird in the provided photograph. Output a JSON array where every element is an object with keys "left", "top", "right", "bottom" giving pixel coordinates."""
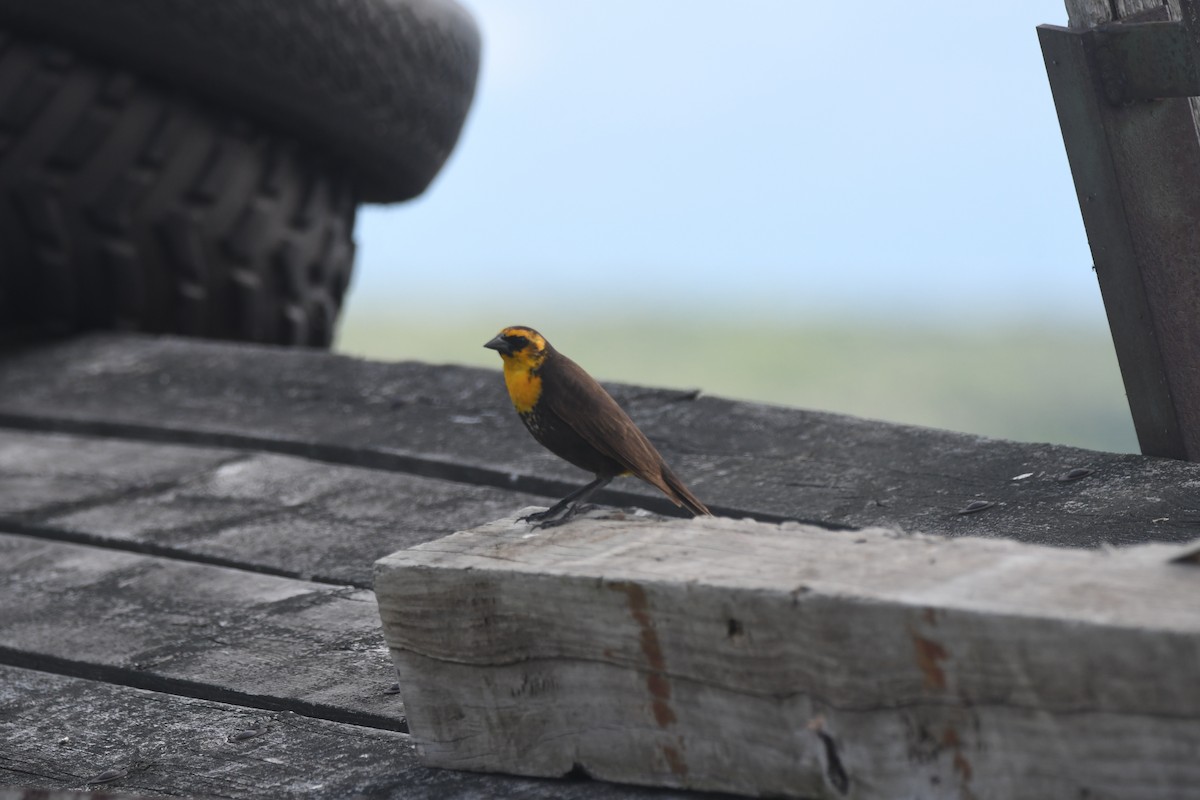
[{"left": 484, "top": 325, "right": 711, "bottom": 527}]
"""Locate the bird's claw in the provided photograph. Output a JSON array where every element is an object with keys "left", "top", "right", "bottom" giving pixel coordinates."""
[
  {"left": 519, "top": 510, "right": 567, "bottom": 530},
  {"left": 519, "top": 503, "right": 595, "bottom": 529},
  {"left": 527, "top": 516, "right": 569, "bottom": 530}
]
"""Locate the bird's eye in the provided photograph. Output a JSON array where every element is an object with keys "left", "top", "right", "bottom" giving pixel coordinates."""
[{"left": 505, "top": 335, "right": 530, "bottom": 350}]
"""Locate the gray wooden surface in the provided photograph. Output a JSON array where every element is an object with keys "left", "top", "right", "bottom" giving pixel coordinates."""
[
  {"left": 2, "top": 335, "right": 1198, "bottom": 546},
  {"left": 0, "top": 428, "right": 544, "bottom": 587},
  {"left": 0, "top": 665, "right": 703, "bottom": 798},
  {"left": 2, "top": 333, "right": 1197, "bottom": 798},
  {"left": 377, "top": 510, "right": 1200, "bottom": 800}
]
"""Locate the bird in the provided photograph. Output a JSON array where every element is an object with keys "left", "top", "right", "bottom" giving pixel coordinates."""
[{"left": 484, "top": 325, "right": 711, "bottom": 527}]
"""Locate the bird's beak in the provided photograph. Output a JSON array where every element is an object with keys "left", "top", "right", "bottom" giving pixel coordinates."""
[{"left": 483, "top": 334, "right": 511, "bottom": 355}]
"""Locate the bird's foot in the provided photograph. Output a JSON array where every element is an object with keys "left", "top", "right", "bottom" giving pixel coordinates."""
[
  {"left": 527, "top": 515, "right": 569, "bottom": 530},
  {"left": 520, "top": 503, "right": 597, "bottom": 530},
  {"left": 519, "top": 508, "right": 556, "bottom": 524}
]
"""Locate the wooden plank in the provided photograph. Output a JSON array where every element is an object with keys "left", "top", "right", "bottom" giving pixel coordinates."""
[
  {"left": 1064, "top": 0, "right": 1168, "bottom": 28},
  {"left": 2, "top": 335, "right": 1199, "bottom": 547},
  {"left": 0, "top": 428, "right": 544, "bottom": 588},
  {"left": 0, "top": 665, "right": 700, "bottom": 799},
  {"left": 0, "top": 533, "right": 403, "bottom": 730},
  {"left": 0, "top": 428, "right": 238, "bottom": 514},
  {"left": 375, "top": 510, "right": 1200, "bottom": 799}
]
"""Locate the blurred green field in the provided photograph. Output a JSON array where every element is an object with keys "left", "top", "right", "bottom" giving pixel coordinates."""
[{"left": 335, "top": 308, "right": 1138, "bottom": 454}]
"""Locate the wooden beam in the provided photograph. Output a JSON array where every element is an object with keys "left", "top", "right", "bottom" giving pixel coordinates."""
[{"left": 375, "top": 510, "right": 1200, "bottom": 799}]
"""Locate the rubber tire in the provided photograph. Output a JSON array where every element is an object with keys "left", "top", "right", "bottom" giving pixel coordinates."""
[
  {"left": 0, "top": 0, "right": 481, "bottom": 203},
  {"left": 0, "top": 32, "right": 356, "bottom": 346}
]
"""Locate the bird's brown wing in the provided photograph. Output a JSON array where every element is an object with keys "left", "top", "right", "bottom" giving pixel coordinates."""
[{"left": 539, "top": 351, "right": 710, "bottom": 516}]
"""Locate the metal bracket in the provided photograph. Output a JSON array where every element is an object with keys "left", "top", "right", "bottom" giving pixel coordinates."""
[
  {"left": 1088, "top": 0, "right": 1200, "bottom": 103},
  {"left": 1092, "top": 21, "right": 1200, "bottom": 102}
]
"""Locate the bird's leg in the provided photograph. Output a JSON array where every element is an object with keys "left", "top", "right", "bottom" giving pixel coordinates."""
[{"left": 522, "top": 476, "right": 613, "bottom": 529}]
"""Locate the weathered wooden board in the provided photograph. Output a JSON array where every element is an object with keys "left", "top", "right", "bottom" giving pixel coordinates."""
[
  {"left": 1, "top": 334, "right": 1198, "bottom": 546},
  {"left": 0, "top": 428, "right": 544, "bottom": 587},
  {"left": 0, "top": 533, "right": 403, "bottom": 730},
  {"left": 0, "top": 666, "right": 708, "bottom": 799},
  {"left": 375, "top": 510, "right": 1200, "bottom": 799},
  {"left": 1064, "top": 0, "right": 1170, "bottom": 28}
]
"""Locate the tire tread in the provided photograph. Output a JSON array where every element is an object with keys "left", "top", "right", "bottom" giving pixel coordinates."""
[{"left": 0, "top": 31, "right": 356, "bottom": 346}]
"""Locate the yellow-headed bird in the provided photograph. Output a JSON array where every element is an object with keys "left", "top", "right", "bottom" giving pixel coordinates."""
[{"left": 484, "top": 325, "right": 711, "bottom": 527}]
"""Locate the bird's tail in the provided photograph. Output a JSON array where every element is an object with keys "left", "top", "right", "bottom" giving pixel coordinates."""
[{"left": 661, "top": 465, "right": 712, "bottom": 517}]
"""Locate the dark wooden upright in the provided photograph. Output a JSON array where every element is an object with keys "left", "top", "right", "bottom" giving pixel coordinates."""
[{"left": 1040, "top": 1, "right": 1200, "bottom": 460}]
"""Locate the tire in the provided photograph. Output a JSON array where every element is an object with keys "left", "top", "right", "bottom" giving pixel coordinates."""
[
  {"left": 0, "top": 0, "right": 482, "bottom": 203},
  {"left": 0, "top": 32, "right": 356, "bottom": 346}
]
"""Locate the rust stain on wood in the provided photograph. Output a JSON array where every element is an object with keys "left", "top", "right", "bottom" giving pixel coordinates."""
[
  {"left": 911, "top": 630, "right": 949, "bottom": 691},
  {"left": 645, "top": 673, "right": 675, "bottom": 726},
  {"left": 610, "top": 581, "right": 677, "bottom": 728},
  {"left": 941, "top": 726, "right": 976, "bottom": 799},
  {"left": 661, "top": 744, "right": 687, "bottom": 777},
  {"left": 954, "top": 750, "right": 974, "bottom": 786}
]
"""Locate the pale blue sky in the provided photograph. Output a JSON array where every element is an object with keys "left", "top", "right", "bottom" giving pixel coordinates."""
[{"left": 347, "top": 0, "right": 1096, "bottom": 325}]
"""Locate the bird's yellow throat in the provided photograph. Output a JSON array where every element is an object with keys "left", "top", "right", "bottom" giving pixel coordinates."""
[{"left": 500, "top": 352, "right": 545, "bottom": 414}]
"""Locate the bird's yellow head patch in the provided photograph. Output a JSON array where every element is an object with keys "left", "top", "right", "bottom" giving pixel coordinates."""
[
  {"left": 484, "top": 326, "right": 549, "bottom": 413},
  {"left": 483, "top": 326, "right": 548, "bottom": 364}
]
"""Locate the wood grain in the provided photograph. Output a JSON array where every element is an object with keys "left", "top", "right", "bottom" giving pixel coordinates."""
[
  {"left": 376, "top": 510, "right": 1200, "bottom": 799},
  {"left": 1064, "top": 0, "right": 1167, "bottom": 27}
]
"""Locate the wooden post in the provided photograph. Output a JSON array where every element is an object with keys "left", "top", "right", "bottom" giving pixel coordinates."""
[
  {"left": 374, "top": 510, "right": 1200, "bottom": 799},
  {"left": 1041, "top": 0, "right": 1200, "bottom": 459}
]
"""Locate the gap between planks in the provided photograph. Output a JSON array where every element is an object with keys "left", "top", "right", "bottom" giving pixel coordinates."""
[
  {"left": 0, "top": 645, "right": 409, "bottom": 734},
  {"left": 0, "top": 519, "right": 333, "bottom": 586}
]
